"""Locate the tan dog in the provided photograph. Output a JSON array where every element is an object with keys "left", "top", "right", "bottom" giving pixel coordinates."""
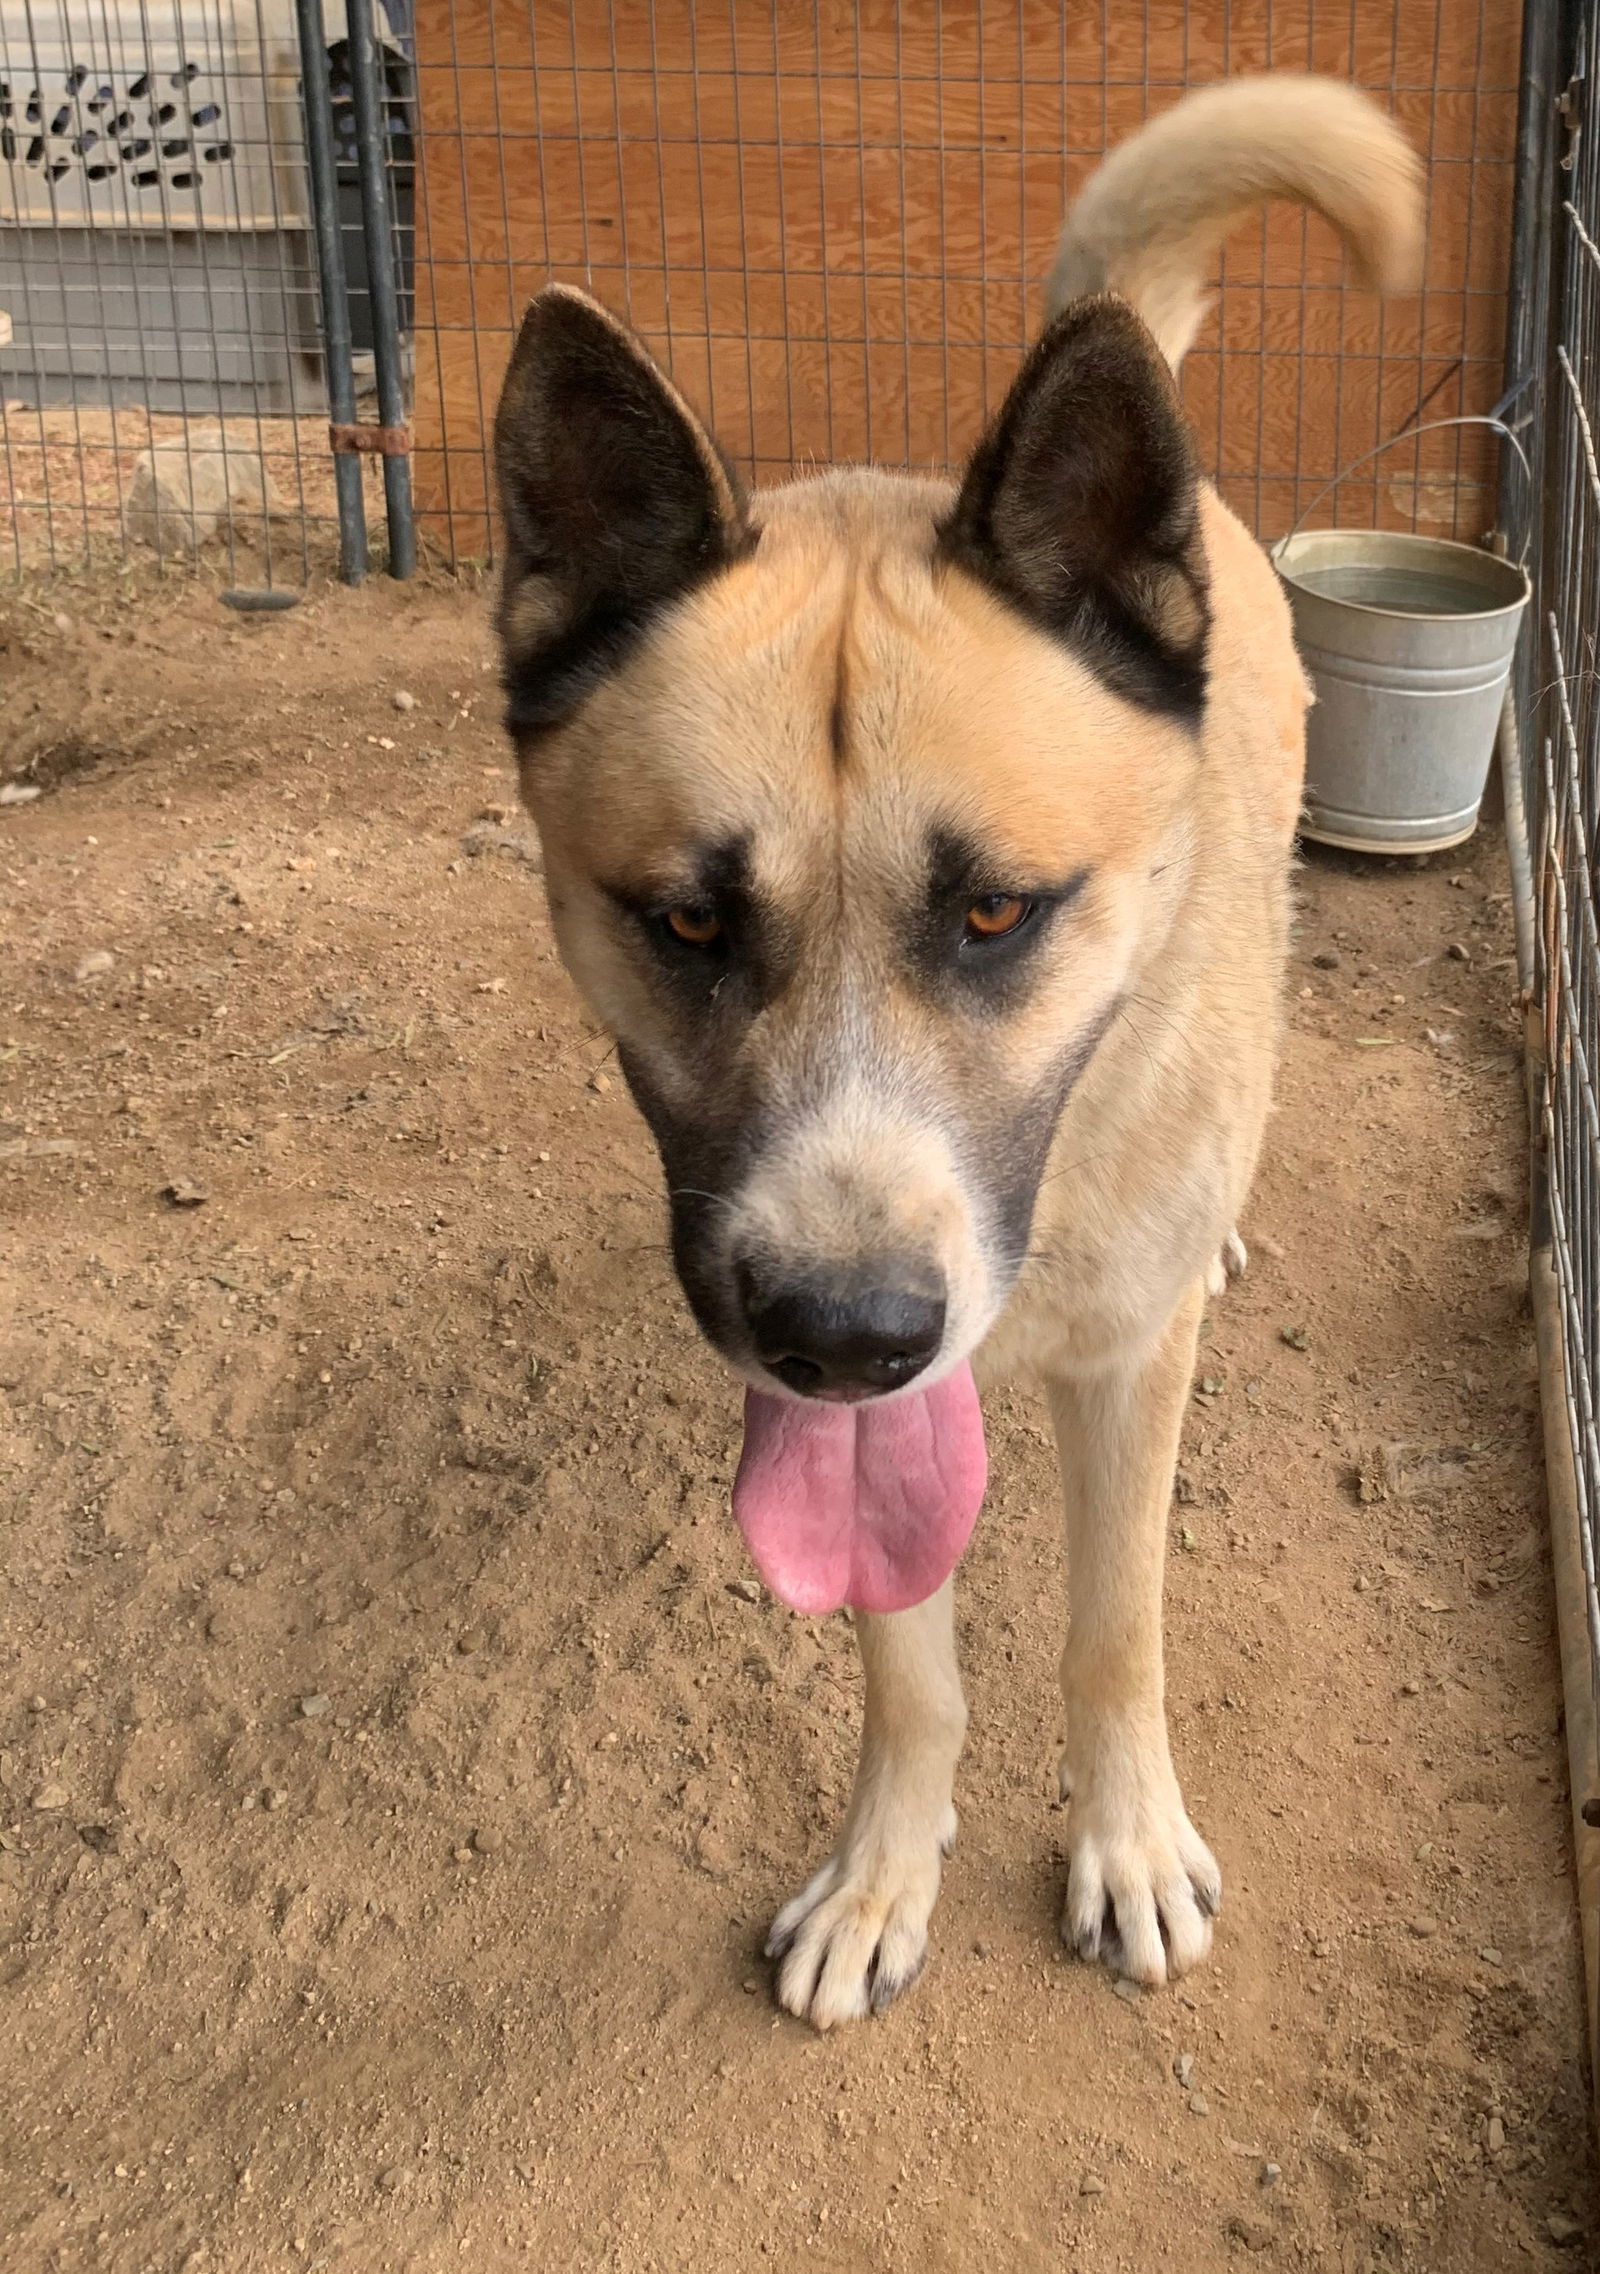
[{"left": 491, "top": 76, "right": 1421, "bottom": 2029}]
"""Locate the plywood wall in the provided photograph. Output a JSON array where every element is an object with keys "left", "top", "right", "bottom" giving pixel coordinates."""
[{"left": 409, "top": 1, "right": 1521, "bottom": 563}]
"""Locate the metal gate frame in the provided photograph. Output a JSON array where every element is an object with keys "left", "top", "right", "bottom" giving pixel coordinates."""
[{"left": 1501, "top": 0, "right": 1600, "bottom": 2133}]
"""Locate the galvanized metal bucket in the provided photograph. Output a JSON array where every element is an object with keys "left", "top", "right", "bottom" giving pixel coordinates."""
[
  {"left": 1271, "top": 415, "right": 1532, "bottom": 856},
  {"left": 1275, "top": 529, "right": 1530, "bottom": 854}
]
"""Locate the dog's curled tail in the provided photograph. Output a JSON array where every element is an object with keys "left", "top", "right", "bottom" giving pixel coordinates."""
[{"left": 1045, "top": 75, "right": 1423, "bottom": 372}]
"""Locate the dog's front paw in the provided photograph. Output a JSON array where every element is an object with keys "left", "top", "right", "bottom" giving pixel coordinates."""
[
  {"left": 765, "top": 1804, "right": 955, "bottom": 2030},
  {"left": 1059, "top": 1751, "right": 1220, "bottom": 1985}
]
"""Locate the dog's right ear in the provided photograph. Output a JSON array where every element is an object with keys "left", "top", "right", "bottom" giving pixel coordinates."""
[{"left": 493, "top": 286, "right": 749, "bottom": 741}]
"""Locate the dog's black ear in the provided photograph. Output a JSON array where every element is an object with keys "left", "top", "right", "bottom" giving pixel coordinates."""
[
  {"left": 939, "top": 296, "right": 1209, "bottom": 722},
  {"left": 493, "top": 285, "right": 749, "bottom": 740}
]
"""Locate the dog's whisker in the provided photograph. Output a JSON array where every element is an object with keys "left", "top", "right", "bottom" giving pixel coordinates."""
[
  {"left": 1115, "top": 1006, "right": 1161, "bottom": 1078},
  {"left": 669, "top": 1186, "right": 737, "bottom": 1216},
  {"left": 1038, "top": 1151, "right": 1109, "bottom": 1189},
  {"left": 1121, "top": 991, "right": 1183, "bottom": 1040}
]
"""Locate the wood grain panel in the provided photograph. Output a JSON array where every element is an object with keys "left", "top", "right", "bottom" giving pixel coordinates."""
[{"left": 412, "top": 0, "right": 1520, "bottom": 555}]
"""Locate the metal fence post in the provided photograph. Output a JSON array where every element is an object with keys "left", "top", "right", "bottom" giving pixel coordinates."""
[
  {"left": 295, "top": 0, "right": 367, "bottom": 585},
  {"left": 345, "top": 0, "right": 416, "bottom": 578},
  {"left": 1496, "top": 0, "right": 1566, "bottom": 999}
]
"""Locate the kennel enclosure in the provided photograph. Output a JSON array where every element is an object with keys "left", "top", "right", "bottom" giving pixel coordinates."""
[{"left": 6, "top": 0, "right": 1600, "bottom": 2128}]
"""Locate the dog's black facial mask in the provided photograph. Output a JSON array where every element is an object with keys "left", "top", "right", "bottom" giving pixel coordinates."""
[
  {"left": 491, "top": 290, "right": 1207, "bottom": 1383},
  {"left": 619, "top": 1008, "right": 1117, "bottom": 1382},
  {"left": 602, "top": 829, "right": 1121, "bottom": 1385}
]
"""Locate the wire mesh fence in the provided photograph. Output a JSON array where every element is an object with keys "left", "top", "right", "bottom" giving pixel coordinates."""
[
  {"left": 1512, "top": 0, "right": 1600, "bottom": 1731},
  {"left": 408, "top": 0, "right": 1520, "bottom": 565},
  {"left": 0, "top": 0, "right": 416, "bottom": 584},
  {"left": 0, "top": 2, "right": 1533, "bottom": 587}
]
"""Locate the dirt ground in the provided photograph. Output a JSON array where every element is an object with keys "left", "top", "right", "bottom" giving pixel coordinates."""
[
  {"left": 0, "top": 404, "right": 389, "bottom": 583},
  {"left": 0, "top": 570, "right": 1593, "bottom": 2273}
]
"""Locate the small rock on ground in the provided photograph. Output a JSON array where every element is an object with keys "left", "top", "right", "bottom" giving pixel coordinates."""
[
  {"left": 125, "top": 428, "right": 283, "bottom": 554},
  {"left": 460, "top": 821, "right": 541, "bottom": 869}
]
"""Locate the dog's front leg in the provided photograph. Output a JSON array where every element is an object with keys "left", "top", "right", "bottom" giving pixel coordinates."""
[
  {"left": 1046, "top": 1278, "right": 1221, "bottom": 1983},
  {"left": 766, "top": 1580, "right": 966, "bottom": 2029}
]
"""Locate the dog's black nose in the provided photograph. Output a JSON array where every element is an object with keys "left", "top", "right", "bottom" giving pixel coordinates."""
[{"left": 743, "top": 1275, "right": 946, "bottom": 1399}]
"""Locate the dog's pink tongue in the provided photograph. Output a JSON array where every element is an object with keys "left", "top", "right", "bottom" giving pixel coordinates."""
[{"left": 732, "top": 1365, "right": 986, "bottom": 1617}]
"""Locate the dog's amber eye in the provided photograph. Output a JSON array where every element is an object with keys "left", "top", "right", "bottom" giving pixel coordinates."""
[
  {"left": 964, "top": 894, "right": 1031, "bottom": 940},
  {"left": 665, "top": 904, "right": 723, "bottom": 946}
]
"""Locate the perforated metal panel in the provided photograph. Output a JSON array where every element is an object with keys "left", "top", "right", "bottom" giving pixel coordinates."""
[
  {"left": 0, "top": 1, "right": 307, "bottom": 229},
  {"left": 0, "top": 1, "right": 322, "bottom": 417}
]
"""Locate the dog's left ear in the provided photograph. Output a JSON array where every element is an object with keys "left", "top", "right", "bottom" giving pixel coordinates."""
[
  {"left": 493, "top": 285, "right": 749, "bottom": 740},
  {"left": 939, "top": 296, "right": 1209, "bottom": 721}
]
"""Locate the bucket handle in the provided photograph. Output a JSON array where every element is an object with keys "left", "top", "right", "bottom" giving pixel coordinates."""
[{"left": 1270, "top": 414, "right": 1534, "bottom": 568}]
